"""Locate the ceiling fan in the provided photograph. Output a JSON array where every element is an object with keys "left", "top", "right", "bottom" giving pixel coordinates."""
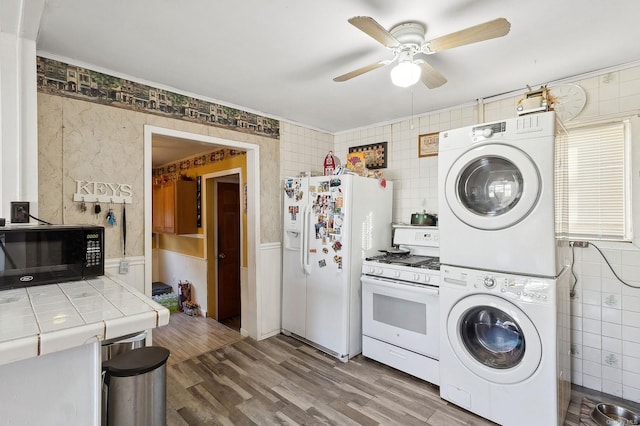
[{"left": 333, "top": 16, "right": 511, "bottom": 88}]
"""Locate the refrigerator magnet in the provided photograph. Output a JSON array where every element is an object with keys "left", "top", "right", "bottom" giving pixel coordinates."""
[
  {"left": 318, "top": 259, "right": 327, "bottom": 268},
  {"left": 284, "top": 180, "right": 295, "bottom": 198},
  {"left": 288, "top": 205, "right": 299, "bottom": 220},
  {"left": 322, "top": 248, "right": 329, "bottom": 254}
]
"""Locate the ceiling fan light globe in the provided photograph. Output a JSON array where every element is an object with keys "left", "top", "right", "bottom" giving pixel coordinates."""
[{"left": 390, "top": 61, "right": 421, "bottom": 87}]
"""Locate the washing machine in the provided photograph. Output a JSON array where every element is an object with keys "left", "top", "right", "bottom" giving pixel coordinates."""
[
  {"left": 439, "top": 265, "right": 571, "bottom": 426},
  {"left": 438, "top": 111, "right": 568, "bottom": 277}
]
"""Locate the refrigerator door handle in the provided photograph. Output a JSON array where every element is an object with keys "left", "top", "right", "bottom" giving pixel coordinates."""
[
  {"left": 303, "top": 204, "right": 311, "bottom": 275},
  {"left": 300, "top": 204, "right": 307, "bottom": 273}
]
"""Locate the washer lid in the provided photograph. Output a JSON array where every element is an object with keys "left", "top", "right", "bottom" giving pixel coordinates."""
[
  {"left": 447, "top": 294, "right": 542, "bottom": 384},
  {"left": 445, "top": 143, "right": 541, "bottom": 230}
]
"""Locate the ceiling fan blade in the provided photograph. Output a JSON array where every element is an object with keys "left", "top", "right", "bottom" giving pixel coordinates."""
[
  {"left": 333, "top": 60, "right": 390, "bottom": 82},
  {"left": 425, "top": 18, "right": 511, "bottom": 53},
  {"left": 348, "top": 16, "right": 400, "bottom": 48},
  {"left": 416, "top": 60, "right": 447, "bottom": 89}
]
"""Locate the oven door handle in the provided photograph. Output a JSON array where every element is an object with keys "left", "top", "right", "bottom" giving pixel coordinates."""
[{"left": 362, "top": 276, "right": 439, "bottom": 295}]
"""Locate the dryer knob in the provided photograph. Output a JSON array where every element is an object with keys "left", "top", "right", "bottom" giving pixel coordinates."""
[
  {"left": 483, "top": 128, "right": 493, "bottom": 138},
  {"left": 483, "top": 277, "right": 496, "bottom": 288}
]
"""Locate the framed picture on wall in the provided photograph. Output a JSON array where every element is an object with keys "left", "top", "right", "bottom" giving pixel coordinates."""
[
  {"left": 418, "top": 132, "right": 439, "bottom": 157},
  {"left": 348, "top": 142, "right": 388, "bottom": 169}
]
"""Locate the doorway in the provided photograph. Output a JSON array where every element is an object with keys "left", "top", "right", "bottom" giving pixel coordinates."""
[
  {"left": 144, "top": 125, "right": 261, "bottom": 338},
  {"left": 205, "top": 173, "right": 242, "bottom": 331}
]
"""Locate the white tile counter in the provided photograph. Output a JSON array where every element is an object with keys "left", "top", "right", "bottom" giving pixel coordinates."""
[
  {"left": 0, "top": 274, "right": 170, "bottom": 366},
  {"left": 0, "top": 274, "right": 169, "bottom": 425}
]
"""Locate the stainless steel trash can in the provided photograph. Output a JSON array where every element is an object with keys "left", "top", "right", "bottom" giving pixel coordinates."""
[
  {"left": 101, "top": 331, "right": 147, "bottom": 361},
  {"left": 102, "top": 346, "right": 171, "bottom": 426},
  {"left": 101, "top": 331, "right": 148, "bottom": 425}
]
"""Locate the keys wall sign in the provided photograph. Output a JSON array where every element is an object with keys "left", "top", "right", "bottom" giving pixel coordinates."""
[{"left": 73, "top": 180, "right": 133, "bottom": 204}]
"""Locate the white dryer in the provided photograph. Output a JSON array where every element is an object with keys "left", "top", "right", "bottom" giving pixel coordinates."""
[
  {"left": 438, "top": 111, "right": 567, "bottom": 277},
  {"left": 439, "top": 265, "right": 571, "bottom": 426}
]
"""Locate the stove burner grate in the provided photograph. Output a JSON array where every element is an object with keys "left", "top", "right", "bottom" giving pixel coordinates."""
[{"left": 366, "top": 254, "right": 440, "bottom": 270}]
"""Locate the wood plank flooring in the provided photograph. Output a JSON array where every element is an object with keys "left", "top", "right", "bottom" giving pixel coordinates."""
[
  {"left": 156, "top": 313, "right": 639, "bottom": 425},
  {"left": 152, "top": 312, "right": 245, "bottom": 366}
]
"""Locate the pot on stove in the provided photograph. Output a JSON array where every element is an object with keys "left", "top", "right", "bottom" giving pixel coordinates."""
[{"left": 411, "top": 211, "right": 437, "bottom": 226}]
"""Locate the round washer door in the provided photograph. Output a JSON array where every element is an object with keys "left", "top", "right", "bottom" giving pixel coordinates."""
[
  {"left": 444, "top": 143, "right": 541, "bottom": 230},
  {"left": 446, "top": 294, "right": 542, "bottom": 384}
]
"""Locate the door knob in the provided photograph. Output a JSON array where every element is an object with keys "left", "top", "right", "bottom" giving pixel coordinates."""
[{"left": 218, "top": 253, "right": 226, "bottom": 259}]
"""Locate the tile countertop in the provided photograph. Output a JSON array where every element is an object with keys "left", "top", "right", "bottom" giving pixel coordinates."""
[{"left": 0, "top": 274, "right": 170, "bottom": 367}]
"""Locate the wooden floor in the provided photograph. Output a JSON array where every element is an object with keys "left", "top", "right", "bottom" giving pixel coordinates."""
[
  {"left": 155, "top": 313, "right": 639, "bottom": 425},
  {"left": 152, "top": 312, "right": 245, "bottom": 366}
]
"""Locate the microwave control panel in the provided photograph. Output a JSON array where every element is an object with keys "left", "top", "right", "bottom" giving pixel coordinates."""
[{"left": 84, "top": 230, "right": 104, "bottom": 276}]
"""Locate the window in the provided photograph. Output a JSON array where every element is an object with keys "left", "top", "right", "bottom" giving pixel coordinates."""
[{"left": 555, "top": 119, "right": 631, "bottom": 240}]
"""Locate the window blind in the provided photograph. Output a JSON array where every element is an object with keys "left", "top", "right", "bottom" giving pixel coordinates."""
[{"left": 555, "top": 121, "right": 628, "bottom": 240}]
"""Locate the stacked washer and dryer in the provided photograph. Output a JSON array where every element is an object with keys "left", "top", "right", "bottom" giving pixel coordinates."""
[{"left": 437, "top": 111, "right": 572, "bottom": 426}]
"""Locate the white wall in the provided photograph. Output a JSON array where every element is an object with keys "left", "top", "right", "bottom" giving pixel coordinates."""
[
  {"left": 0, "top": 1, "right": 44, "bottom": 219},
  {"left": 104, "top": 256, "right": 146, "bottom": 293},
  {"left": 258, "top": 243, "right": 282, "bottom": 339},
  {"left": 280, "top": 63, "right": 640, "bottom": 402},
  {"left": 279, "top": 121, "right": 334, "bottom": 179},
  {"left": 154, "top": 248, "right": 208, "bottom": 314},
  {"left": 334, "top": 105, "right": 478, "bottom": 224}
]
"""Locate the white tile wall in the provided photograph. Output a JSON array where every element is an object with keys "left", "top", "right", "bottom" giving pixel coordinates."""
[
  {"left": 333, "top": 105, "right": 477, "bottom": 224},
  {"left": 279, "top": 62, "right": 640, "bottom": 402},
  {"left": 279, "top": 121, "right": 333, "bottom": 179},
  {"left": 571, "top": 239, "right": 640, "bottom": 402}
]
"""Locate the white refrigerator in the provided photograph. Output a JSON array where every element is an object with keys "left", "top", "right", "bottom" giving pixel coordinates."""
[{"left": 282, "top": 174, "right": 393, "bottom": 361}]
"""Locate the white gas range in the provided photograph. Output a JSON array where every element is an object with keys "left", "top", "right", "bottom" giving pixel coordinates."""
[{"left": 360, "top": 224, "right": 440, "bottom": 385}]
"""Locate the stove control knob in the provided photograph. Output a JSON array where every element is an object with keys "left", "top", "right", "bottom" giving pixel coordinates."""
[
  {"left": 376, "top": 268, "right": 383, "bottom": 275},
  {"left": 483, "top": 276, "right": 496, "bottom": 288},
  {"left": 394, "top": 271, "right": 401, "bottom": 278},
  {"left": 413, "top": 273, "right": 420, "bottom": 281},
  {"left": 423, "top": 275, "right": 430, "bottom": 283},
  {"left": 368, "top": 267, "right": 376, "bottom": 274}
]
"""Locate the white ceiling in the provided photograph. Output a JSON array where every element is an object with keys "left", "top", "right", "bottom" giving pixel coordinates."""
[{"left": 36, "top": 0, "right": 640, "bottom": 136}]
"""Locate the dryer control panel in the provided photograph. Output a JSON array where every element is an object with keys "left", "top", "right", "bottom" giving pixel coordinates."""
[{"left": 472, "top": 121, "right": 506, "bottom": 138}]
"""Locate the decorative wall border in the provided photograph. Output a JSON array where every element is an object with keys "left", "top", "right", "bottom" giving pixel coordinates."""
[
  {"left": 36, "top": 57, "right": 279, "bottom": 139},
  {"left": 152, "top": 148, "right": 246, "bottom": 183}
]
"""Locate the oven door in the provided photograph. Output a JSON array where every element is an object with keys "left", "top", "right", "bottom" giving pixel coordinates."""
[{"left": 361, "top": 275, "right": 439, "bottom": 358}]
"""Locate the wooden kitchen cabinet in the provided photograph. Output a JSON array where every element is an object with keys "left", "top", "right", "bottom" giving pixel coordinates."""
[{"left": 152, "top": 180, "right": 197, "bottom": 234}]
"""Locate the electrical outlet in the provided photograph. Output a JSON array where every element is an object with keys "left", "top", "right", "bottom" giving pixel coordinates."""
[
  {"left": 119, "top": 260, "right": 129, "bottom": 274},
  {"left": 572, "top": 241, "right": 589, "bottom": 248},
  {"left": 10, "top": 202, "right": 30, "bottom": 223}
]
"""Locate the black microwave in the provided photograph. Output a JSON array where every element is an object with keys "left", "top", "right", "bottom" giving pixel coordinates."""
[{"left": 0, "top": 225, "right": 104, "bottom": 289}]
